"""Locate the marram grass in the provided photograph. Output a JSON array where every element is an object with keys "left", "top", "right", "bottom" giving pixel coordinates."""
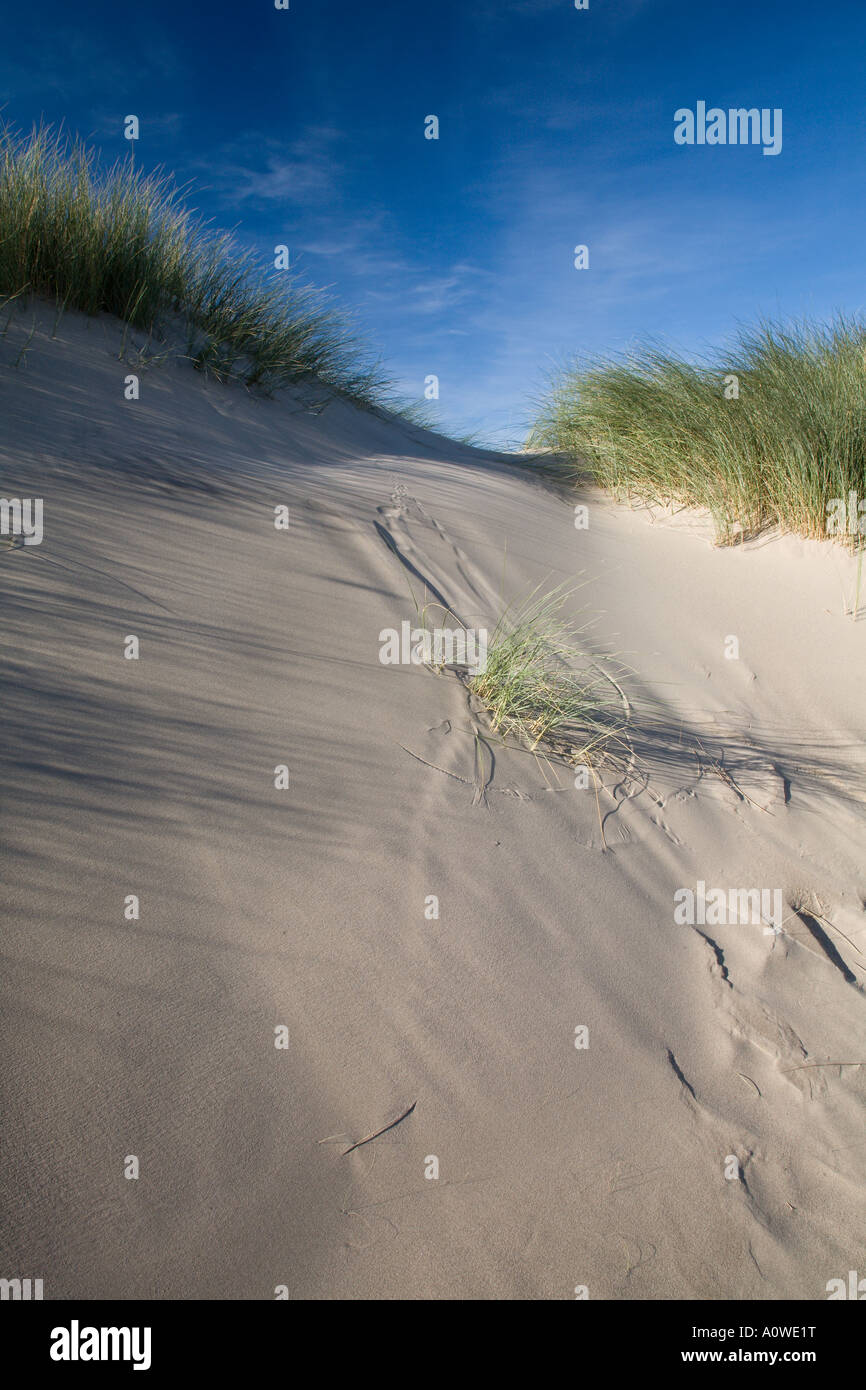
[
  {"left": 0, "top": 122, "right": 387, "bottom": 402},
  {"left": 468, "top": 587, "right": 624, "bottom": 765},
  {"left": 529, "top": 319, "right": 866, "bottom": 544},
  {"left": 401, "top": 581, "right": 625, "bottom": 767}
]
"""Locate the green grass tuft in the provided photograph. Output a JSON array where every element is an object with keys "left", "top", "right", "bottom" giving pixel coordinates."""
[
  {"left": 529, "top": 319, "right": 866, "bottom": 544},
  {"left": 468, "top": 587, "right": 624, "bottom": 764},
  {"left": 0, "top": 121, "right": 387, "bottom": 402}
]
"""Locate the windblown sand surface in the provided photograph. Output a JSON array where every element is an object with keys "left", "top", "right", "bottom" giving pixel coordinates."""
[{"left": 2, "top": 307, "right": 865, "bottom": 1299}]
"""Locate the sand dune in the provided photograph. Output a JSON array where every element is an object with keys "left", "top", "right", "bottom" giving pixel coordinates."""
[{"left": 2, "top": 306, "right": 864, "bottom": 1299}]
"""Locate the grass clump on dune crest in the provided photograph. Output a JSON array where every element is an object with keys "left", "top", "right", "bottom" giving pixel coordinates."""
[
  {"left": 0, "top": 121, "right": 387, "bottom": 402},
  {"left": 529, "top": 319, "right": 866, "bottom": 544}
]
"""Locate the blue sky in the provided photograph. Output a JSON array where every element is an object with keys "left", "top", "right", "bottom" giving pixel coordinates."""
[{"left": 2, "top": 0, "right": 865, "bottom": 447}]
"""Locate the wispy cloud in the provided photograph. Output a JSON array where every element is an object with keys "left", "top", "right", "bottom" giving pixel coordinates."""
[
  {"left": 405, "top": 262, "right": 493, "bottom": 315},
  {"left": 193, "top": 128, "right": 344, "bottom": 210}
]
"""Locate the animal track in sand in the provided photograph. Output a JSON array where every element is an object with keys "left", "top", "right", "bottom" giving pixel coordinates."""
[{"left": 650, "top": 813, "right": 683, "bottom": 846}]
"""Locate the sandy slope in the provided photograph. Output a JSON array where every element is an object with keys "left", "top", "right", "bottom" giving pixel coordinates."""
[{"left": 1, "top": 306, "right": 864, "bottom": 1300}]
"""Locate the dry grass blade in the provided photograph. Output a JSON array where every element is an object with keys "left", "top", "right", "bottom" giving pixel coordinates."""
[{"left": 341, "top": 1101, "right": 418, "bottom": 1157}]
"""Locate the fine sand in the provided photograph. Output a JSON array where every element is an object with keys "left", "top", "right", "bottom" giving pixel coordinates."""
[{"left": 1, "top": 305, "right": 865, "bottom": 1299}]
